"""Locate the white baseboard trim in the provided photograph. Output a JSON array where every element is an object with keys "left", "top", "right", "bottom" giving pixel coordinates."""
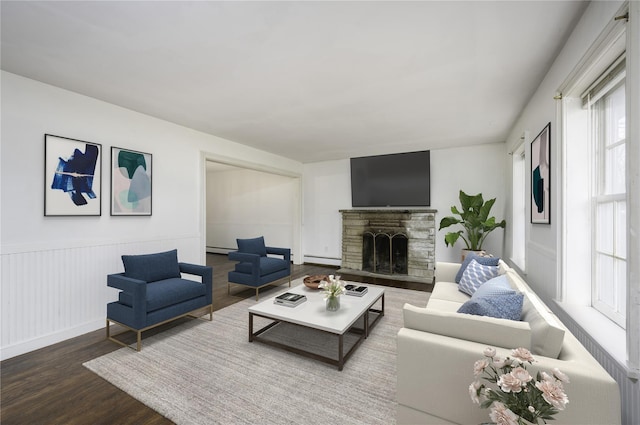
[
  {"left": 303, "top": 256, "right": 341, "bottom": 266},
  {"left": 0, "top": 318, "right": 104, "bottom": 361}
]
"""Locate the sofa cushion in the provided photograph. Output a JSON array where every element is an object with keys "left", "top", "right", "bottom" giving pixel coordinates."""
[
  {"left": 119, "top": 278, "right": 206, "bottom": 312},
  {"left": 430, "top": 281, "right": 471, "bottom": 304},
  {"left": 457, "top": 292, "right": 524, "bottom": 321},
  {"left": 237, "top": 237, "right": 267, "bottom": 257},
  {"left": 404, "top": 303, "right": 531, "bottom": 349},
  {"left": 122, "top": 249, "right": 181, "bottom": 282},
  {"left": 458, "top": 260, "right": 499, "bottom": 296},
  {"left": 455, "top": 252, "right": 500, "bottom": 283}
]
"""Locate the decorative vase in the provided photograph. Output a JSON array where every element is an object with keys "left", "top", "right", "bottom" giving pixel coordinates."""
[{"left": 326, "top": 295, "right": 340, "bottom": 311}]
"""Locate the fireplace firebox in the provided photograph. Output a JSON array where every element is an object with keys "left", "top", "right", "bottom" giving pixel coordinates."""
[{"left": 340, "top": 209, "right": 436, "bottom": 283}]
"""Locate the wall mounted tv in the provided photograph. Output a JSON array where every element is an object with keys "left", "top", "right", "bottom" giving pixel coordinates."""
[{"left": 350, "top": 150, "right": 430, "bottom": 207}]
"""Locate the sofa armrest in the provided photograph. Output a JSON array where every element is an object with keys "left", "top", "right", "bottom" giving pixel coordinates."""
[
  {"left": 397, "top": 327, "right": 621, "bottom": 425},
  {"left": 266, "top": 246, "right": 291, "bottom": 263},
  {"left": 179, "top": 263, "right": 213, "bottom": 304},
  {"left": 403, "top": 303, "right": 531, "bottom": 350},
  {"left": 435, "top": 262, "right": 461, "bottom": 283}
]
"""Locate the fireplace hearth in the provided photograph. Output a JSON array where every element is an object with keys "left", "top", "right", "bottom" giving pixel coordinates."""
[{"left": 340, "top": 209, "right": 436, "bottom": 283}]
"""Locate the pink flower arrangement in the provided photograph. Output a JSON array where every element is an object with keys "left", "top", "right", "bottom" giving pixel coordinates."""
[{"left": 470, "top": 347, "right": 569, "bottom": 425}]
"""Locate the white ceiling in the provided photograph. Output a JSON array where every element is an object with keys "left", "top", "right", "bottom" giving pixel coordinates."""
[{"left": 1, "top": 1, "right": 587, "bottom": 163}]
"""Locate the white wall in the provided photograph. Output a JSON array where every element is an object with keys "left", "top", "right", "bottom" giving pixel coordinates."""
[
  {"left": 206, "top": 166, "right": 298, "bottom": 254},
  {"left": 0, "top": 71, "right": 302, "bottom": 359},
  {"left": 502, "top": 2, "right": 639, "bottom": 423},
  {"left": 301, "top": 142, "right": 508, "bottom": 265}
]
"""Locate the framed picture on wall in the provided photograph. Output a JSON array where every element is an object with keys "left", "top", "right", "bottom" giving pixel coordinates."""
[
  {"left": 111, "top": 147, "right": 152, "bottom": 216},
  {"left": 44, "top": 134, "right": 102, "bottom": 216},
  {"left": 531, "top": 123, "right": 551, "bottom": 224}
]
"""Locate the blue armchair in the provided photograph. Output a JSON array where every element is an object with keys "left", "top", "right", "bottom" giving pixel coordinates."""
[
  {"left": 227, "top": 236, "right": 291, "bottom": 300},
  {"left": 106, "top": 249, "right": 213, "bottom": 351}
]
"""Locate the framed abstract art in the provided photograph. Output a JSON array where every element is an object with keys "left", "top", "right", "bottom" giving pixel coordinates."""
[
  {"left": 111, "top": 147, "right": 152, "bottom": 216},
  {"left": 44, "top": 134, "right": 102, "bottom": 216},
  {"left": 531, "top": 123, "right": 551, "bottom": 224}
]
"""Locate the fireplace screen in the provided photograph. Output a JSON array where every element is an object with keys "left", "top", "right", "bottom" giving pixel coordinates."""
[{"left": 362, "top": 231, "right": 408, "bottom": 275}]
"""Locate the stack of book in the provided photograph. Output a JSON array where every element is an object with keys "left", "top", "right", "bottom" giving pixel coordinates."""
[
  {"left": 274, "top": 292, "right": 307, "bottom": 307},
  {"left": 345, "top": 284, "right": 368, "bottom": 297}
]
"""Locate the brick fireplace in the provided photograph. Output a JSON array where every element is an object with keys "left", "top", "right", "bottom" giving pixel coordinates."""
[{"left": 339, "top": 209, "right": 437, "bottom": 283}]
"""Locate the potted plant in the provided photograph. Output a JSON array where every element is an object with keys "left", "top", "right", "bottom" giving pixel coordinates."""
[{"left": 439, "top": 190, "right": 506, "bottom": 259}]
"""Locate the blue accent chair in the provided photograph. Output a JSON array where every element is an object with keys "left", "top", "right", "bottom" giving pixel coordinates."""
[
  {"left": 106, "top": 249, "right": 213, "bottom": 351},
  {"left": 227, "top": 236, "right": 291, "bottom": 300}
]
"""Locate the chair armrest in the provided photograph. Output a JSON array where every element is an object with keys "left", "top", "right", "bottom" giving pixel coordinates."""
[
  {"left": 107, "top": 273, "right": 147, "bottom": 313},
  {"left": 179, "top": 263, "right": 213, "bottom": 304},
  {"left": 266, "top": 246, "right": 291, "bottom": 262},
  {"left": 228, "top": 251, "right": 261, "bottom": 264},
  {"left": 228, "top": 251, "right": 261, "bottom": 279}
]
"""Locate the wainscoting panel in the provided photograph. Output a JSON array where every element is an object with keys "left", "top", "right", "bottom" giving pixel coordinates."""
[
  {"left": 554, "top": 308, "right": 639, "bottom": 425},
  {"left": 0, "top": 236, "right": 200, "bottom": 360}
]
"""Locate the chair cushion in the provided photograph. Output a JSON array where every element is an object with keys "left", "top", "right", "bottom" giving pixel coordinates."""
[
  {"left": 237, "top": 237, "right": 267, "bottom": 257},
  {"left": 122, "top": 249, "right": 181, "bottom": 282},
  {"left": 455, "top": 252, "right": 500, "bottom": 283},
  {"left": 119, "top": 278, "right": 206, "bottom": 312},
  {"left": 235, "top": 256, "right": 288, "bottom": 276}
]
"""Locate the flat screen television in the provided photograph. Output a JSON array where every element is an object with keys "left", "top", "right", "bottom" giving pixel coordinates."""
[{"left": 350, "top": 150, "right": 430, "bottom": 207}]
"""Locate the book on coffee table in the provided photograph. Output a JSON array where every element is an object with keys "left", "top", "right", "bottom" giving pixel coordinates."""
[
  {"left": 345, "top": 284, "right": 368, "bottom": 297},
  {"left": 274, "top": 292, "right": 307, "bottom": 307}
]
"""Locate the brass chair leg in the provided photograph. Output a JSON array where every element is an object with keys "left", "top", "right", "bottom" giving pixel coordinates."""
[{"left": 255, "top": 288, "right": 260, "bottom": 301}]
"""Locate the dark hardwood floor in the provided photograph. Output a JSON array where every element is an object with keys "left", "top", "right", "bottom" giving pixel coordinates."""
[{"left": 0, "top": 254, "right": 428, "bottom": 424}]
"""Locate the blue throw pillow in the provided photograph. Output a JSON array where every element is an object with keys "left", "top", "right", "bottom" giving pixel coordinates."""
[
  {"left": 455, "top": 252, "right": 500, "bottom": 283},
  {"left": 457, "top": 292, "right": 524, "bottom": 321},
  {"left": 122, "top": 249, "right": 181, "bottom": 282},
  {"left": 472, "top": 275, "right": 514, "bottom": 297},
  {"left": 237, "top": 236, "right": 268, "bottom": 257},
  {"left": 458, "top": 259, "right": 499, "bottom": 296}
]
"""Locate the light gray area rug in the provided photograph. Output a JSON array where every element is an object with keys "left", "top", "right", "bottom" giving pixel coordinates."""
[{"left": 84, "top": 283, "right": 429, "bottom": 425}]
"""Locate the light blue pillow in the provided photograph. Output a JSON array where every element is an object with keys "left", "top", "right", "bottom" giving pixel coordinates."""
[
  {"left": 472, "top": 275, "right": 514, "bottom": 297},
  {"left": 457, "top": 292, "right": 524, "bottom": 321},
  {"left": 458, "top": 259, "right": 499, "bottom": 296},
  {"left": 455, "top": 252, "right": 500, "bottom": 283}
]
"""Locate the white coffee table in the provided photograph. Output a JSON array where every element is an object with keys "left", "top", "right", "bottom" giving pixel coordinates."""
[{"left": 248, "top": 283, "right": 385, "bottom": 370}]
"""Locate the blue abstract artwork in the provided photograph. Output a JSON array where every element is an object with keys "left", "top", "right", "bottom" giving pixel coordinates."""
[
  {"left": 45, "top": 134, "right": 102, "bottom": 216},
  {"left": 531, "top": 123, "right": 550, "bottom": 224},
  {"left": 111, "top": 147, "right": 152, "bottom": 215},
  {"left": 51, "top": 144, "right": 99, "bottom": 206}
]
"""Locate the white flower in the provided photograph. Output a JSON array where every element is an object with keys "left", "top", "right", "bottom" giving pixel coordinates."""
[
  {"left": 553, "top": 368, "right": 570, "bottom": 383},
  {"left": 492, "top": 355, "right": 507, "bottom": 368},
  {"left": 484, "top": 347, "right": 497, "bottom": 358},
  {"left": 473, "top": 359, "right": 490, "bottom": 377},
  {"left": 498, "top": 372, "right": 524, "bottom": 393},
  {"left": 469, "top": 381, "right": 482, "bottom": 404},
  {"left": 489, "top": 402, "right": 519, "bottom": 425},
  {"left": 535, "top": 379, "right": 569, "bottom": 410},
  {"left": 511, "top": 347, "right": 535, "bottom": 363}
]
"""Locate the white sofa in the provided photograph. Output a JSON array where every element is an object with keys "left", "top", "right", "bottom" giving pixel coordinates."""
[{"left": 397, "top": 260, "right": 621, "bottom": 425}]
